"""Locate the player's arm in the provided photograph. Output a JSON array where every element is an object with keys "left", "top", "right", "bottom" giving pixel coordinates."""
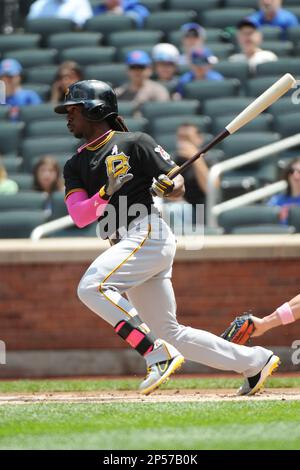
[
  {"left": 64, "top": 159, "right": 132, "bottom": 228},
  {"left": 136, "top": 133, "right": 185, "bottom": 198}
]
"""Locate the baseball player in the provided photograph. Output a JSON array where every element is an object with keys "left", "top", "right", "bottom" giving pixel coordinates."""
[
  {"left": 55, "top": 80, "right": 279, "bottom": 396},
  {"left": 221, "top": 293, "right": 300, "bottom": 345}
]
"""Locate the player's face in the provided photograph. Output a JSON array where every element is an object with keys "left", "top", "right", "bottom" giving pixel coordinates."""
[{"left": 66, "top": 105, "right": 87, "bottom": 139}]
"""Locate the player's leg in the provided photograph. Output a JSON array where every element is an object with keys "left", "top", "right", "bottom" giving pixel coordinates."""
[
  {"left": 251, "top": 293, "right": 300, "bottom": 337},
  {"left": 77, "top": 219, "right": 184, "bottom": 394},
  {"left": 127, "top": 277, "right": 279, "bottom": 394}
]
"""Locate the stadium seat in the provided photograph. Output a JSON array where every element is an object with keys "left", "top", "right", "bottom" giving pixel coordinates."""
[
  {"left": 22, "top": 83, "right": 51, "bottom": 101},
  {"left": 150, "top": 115, "right": 212, "bottom": 135},
  {"left": 168, "top": 28, "right": 222, "bottom": 48},
  {"left": 212, "top": 113, "right": 273, "bottom": 134},
  {"left": 0, "top": 210, "right": 48, "bottom": 239},
  {"left": 0, "top": 191, "right": 47, "bottom": 211},
  {"left": 124, "top": 117, "right": 149, "bottom": 133},
  {"left": 153, "top": 133, "right": 176, "bottom": 153},
  {"left": 49, "top": 191, "right": 68, "bottom": 219},
  {"left": 25, "top": 18, "right": 74, "bottom": 37},
  {"left": 232, "top": 224, "right": 295, "bottom": 234},
  {"left": 221, "top": 132, "right": 280, "bottom": 157},
  {"left": 84, "top": 15, "right": 134, "bottom": 34},
  {"left": 260, "top": 26, "right": 283, "bottom": 41},
  {"left": 201, "top": 8, "right": 255, "bottom": 28},
  {"left": 59, "top": 46, "right": 116, "bottom": 66},
  {"left": 203, "top": 97, "right": 253, "bottom": 118},
  {"left": 285, "top": 0, "right": 300, "bottom": 5},
  {"left": 118, "top": 101, "right": 136, "bottom": 117},
  {"left": 141, "top": 0, "right": 165, "bottom": 12},
  {"left": 0, "top": 33, "right": 41, "bottom": 53},
  {"left": 274, "top": 112, "right": 300, "bottom": 137},
  {"left": 141, "top": 100, "right": 200, "bottom": 120},
  {"left": 47, "top": 32, "right": 103, "bottom": 50},
  {"left": 245, "top": 76, "right": 293, "bottom": 97},
  {"left": 9, "top": 173, "right": 33, "bottom": 191},
  {"left": 25, "top": 120, "right": 67, "bottom": 138},
  {"left": 225, "top": 0, "right": 257, "bottom": 7},
  {"left": 218, "top": 205, "right": 281, "bottom": 234},
  {"left": 221, "top": 175, "right": 258, "bottom": 200},
  {"left": 262, "top": 40, "right": 294, "bottom": 57},
  {"left": 288, "top": 206, "right": 300, "bottom": 233},
  {"left": 287, "top": 26, "right": 300, "bottom": 44},
  {"left": 19, "top": 104, "right": 57, "bottom": 123},
  {"left": 182, "top": 79, "right": 240, "bottom": 101},
  {"left": 24, "top": 65, "right": 58, "bottom": 85},
  {"left": 118, "top": 45, "right": 154, "bottom": 62},
  {"left": 269, "top": 97, "right": 298, "bottom": 116},
  {"left": 208, "top": 43, "right": 235, "bottom": 59},
  {"left": 0, "top": 105, "right": 9, "bottom": 120},
  {"left": 256, "top": 58, "right": 300, "bottom": 77},
  {"left": 1, "top": 156, "right": 22, "bottom": 173},
  {"left": 0, "top": 122, "right": 24, "bottom": 154},
  {"left": 84, "top": 64, "right": 128, "bottom": 87},
  {"left": 167, "top": 0, "right": 220, "bottom": 20},
  {"left": 4, "top": 48, "right": 57, "bottom": 67},
  {"left": 107, "top": 30, "right": 163, "bottom": 48},
  {"left": 215, "top": 61, "right": 249, "bottom": 81},
  {"left": 144, "top": 11, "right": 197, "bottom": 32},
  {"left": 21, "top": 137, "right": 77, "bottom": 171}
]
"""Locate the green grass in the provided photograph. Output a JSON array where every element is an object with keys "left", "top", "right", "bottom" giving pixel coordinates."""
[
  {"left": 0, "top": 376, "right": 300, "bottom": 450},
  {"left": 0, "top": 375, "right": 299, "bottom": 393},
  {"left": 0, "top": 401, "right": 300, "bottom": 450}
]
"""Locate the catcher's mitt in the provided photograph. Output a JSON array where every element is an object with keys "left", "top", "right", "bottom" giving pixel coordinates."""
[{"left": 221, "top": 314, "right": 255, "bottom": 345}]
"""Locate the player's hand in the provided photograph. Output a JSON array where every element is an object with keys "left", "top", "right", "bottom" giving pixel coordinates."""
[
  {"left": 100, "top": 162, "right": 133, "bottom": 199},
  {"left": 151, "top": 174, "right": 174, "bottom": 198}
]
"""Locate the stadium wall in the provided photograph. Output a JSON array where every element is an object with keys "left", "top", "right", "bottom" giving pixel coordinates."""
[{"left": 0, "top": 235, "right": 300, "bottom": 377}]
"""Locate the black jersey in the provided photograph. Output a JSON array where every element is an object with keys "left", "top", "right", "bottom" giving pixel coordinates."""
[{"left": 63, "top": 130, "right": 178, "bottom": 236}]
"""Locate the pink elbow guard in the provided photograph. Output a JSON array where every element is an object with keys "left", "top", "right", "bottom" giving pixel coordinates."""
[
  {"left": 65, "top": 190, "right": 109, "bottom": 228},
  {"left": 276, "top": 302, "right": 295, "bottom": 325}
]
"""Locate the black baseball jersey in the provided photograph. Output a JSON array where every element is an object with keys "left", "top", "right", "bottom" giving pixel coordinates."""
[{"left": 63, "top": 130, "right": 178, "bottom": 235}]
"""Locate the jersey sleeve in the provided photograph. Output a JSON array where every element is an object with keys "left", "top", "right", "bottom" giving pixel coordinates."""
[
  {"left": 63, "top": 156, "right": 85, "bottom": 200},
  {"left": 135, "top": 132, "right": 179, "bottom": 179}
]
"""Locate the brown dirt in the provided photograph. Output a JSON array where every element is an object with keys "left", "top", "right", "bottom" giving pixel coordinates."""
[{"left": 1, "top": 388, "right": 300, "bottom": 405}]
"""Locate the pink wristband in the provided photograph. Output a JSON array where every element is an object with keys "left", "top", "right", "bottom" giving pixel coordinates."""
[{"left": 276, "top": 302, "right": 295, "bottom": 325}]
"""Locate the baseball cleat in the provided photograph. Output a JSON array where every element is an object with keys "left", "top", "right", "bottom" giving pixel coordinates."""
[
  {"left": 237, "top": 354, "right": 280, "bottom": 396},
  {"left": 139, "top": 354, "right": 185, "bottom": 396}
]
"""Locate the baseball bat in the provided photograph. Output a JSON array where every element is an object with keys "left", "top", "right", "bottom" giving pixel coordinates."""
[{"left": 169, "top": 73, "right": 296, "bottom": 179}]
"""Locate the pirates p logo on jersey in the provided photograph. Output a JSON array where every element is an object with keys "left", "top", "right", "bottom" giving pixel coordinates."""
[{"left": 105, "top": 152, "right": 131, "bottom": 177}]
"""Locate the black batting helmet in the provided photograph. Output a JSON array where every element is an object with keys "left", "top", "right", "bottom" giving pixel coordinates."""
[{"left": 54, "top": 80, "right": 118, "bottom": 122}]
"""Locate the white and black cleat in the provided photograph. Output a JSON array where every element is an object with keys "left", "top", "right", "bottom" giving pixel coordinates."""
[
  {"left": 139, "top": 354, "right": 185, "bottom": 396},
  {"left": 238, "top": 354, "right": 280, "bottom": 396}
]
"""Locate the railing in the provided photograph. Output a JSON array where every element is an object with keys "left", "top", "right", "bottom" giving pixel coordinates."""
[
  {"left": 30, "top": 215, "right": 73, "bottom": 241},
  {"left": 206, "top": 133, "right": 300, "bottom": 227}
]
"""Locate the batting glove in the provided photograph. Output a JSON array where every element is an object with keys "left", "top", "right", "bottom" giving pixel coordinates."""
[
  {"left": 99, "top": 162, "right": 133, "bottom": 200},
  {"left": 151, "top": 174, "right": 174, "bottom": 198}
]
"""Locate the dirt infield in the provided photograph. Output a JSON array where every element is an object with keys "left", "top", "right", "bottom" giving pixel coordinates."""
[{"left": 1, "top": 388, "right": 300, "bottom": 404}]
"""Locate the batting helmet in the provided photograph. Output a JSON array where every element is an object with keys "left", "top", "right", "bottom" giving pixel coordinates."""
[{"left": 54, "top": 80, "right": 118, "bottom": 122}]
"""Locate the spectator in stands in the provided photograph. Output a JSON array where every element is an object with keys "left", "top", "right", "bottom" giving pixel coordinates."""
[
  {"left": 0, "top": 163, "right": 18, "bottom": 195},
  {"left": 33, "top": 156, "right": 63, "bottom": 193},
  {"left": 27, "top": 0, "right": 93, "bottom": 27},
  {"left": 93, "top": 0, "right": 149, "bottom": 28},
  {"left": 116, "top": 50, "right": 170, "bottom": 112},
  {"left": 268, "top": 157, "right": 300, "bottom": 224},
  {"left": 50, "top": 61, "right": 83, "bottom": 104},
  {"left": 229, "top": 19, "right": 277, "bottom": 74},
  {"left": 179, "top": 23, "right": 212, "bottom": 66},
  {"left": 176, "top": 49, "right": 223, "bottom": 98},
  {"left": 0, "top": 58, "right": 41, "bottom": 121},
  {"left": 152, "top": 43, "right": 180, "bottom": 92},
  {"left": 249, "top": 0, "right": 298, "bottom": 37}
]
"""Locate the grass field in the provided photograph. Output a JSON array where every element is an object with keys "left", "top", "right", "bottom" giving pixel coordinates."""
[{"left": 0, "top": 376, "right": 300, "bottom": 450}]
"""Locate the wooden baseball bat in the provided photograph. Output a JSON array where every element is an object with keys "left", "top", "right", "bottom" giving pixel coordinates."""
[{"left": 169, "top": 73, "right": 296, "bottom": 179}]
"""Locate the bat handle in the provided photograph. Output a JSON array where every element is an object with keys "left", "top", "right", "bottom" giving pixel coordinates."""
[{"left": 168, "top": 129, "right": 229, "bottom": 180}]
